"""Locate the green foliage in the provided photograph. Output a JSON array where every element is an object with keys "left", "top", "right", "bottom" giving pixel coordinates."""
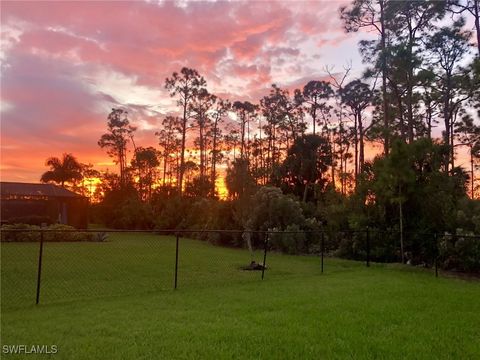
[
  {"left": 225, "top": 159, "right": 256, "bottom": 199},
  {"left": 184, "top": 175, "right": 214, "bottom": 198},
  {"left": 6, "top": 215, "right": 55, "bottom": 226},
  {"left": 153, "top": 195, "right": 190, "bottom": 230},
  {"left": 1, "top": 224, "right": 41, "bottom": 242},
  {"left": 114, "top": 197, "right": 154, "bottom": 229},
  {"left": 439, "top": 232, "right": 480, "bottom": 272},
  {"left": 43, "top": 224, "right": 94, "bottom": 242},
  {"left": 0, "top": 224, "right": 96, "bottom": 242},
  {"left": 246, "top": 187, "right": 306, "bottom": 231},
  {"left": 370, "top": 139, "right": 467, "bottom": 233},
  {"left": 268, "top": 224, "right": 307, "bottom": 254},
  {"left": 40, "top": 153, "right": 83, "bottom": 187},
  {"left": 280, "top": 134, "right": 332, "bottom": 201}
]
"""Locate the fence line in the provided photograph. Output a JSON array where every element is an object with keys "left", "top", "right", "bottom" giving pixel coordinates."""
[{"left": 1, "top": 227, "right": 479, "bottom": 306}]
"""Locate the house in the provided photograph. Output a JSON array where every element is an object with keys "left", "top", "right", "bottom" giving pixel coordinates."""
[{"left": 0, "top": 182, "right": 88, "bottom": 228}]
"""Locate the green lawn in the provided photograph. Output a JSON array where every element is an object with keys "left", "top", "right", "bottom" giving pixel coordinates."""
[{"left": 1, "top": 233, "right": 479, "bottom": 359}]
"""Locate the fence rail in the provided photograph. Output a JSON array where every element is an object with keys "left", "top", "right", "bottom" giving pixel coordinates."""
[{"left": 1, "top": 228, "right": 479, "bottom": 307}]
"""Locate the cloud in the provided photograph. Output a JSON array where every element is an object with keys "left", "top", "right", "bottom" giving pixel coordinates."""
[{"left": 0, "top": 0, "right": 355, "bottom": 182}]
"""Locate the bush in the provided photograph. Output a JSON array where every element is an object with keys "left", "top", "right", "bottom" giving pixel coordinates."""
[
  {"left": 43, "top": 224, "right": 94, "bottom": 242},
  {"left": 269, "top": 225, "right": 306, "bottom": 255},
  {"left": 1, "top": 224, "right": 100, "bottom": 242},
  {"left": 6, "top": 215, "right": 55, "bottom": 226},
  {"left": 438, "top": 232, "right": 480, "bottom": 272},
  {"left": 1, "top": 224, "right": 41, "bottom": 242}
]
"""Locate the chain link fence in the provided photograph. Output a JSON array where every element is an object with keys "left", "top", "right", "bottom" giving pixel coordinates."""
[{"left": 1, "top": 228, "right": 478, "bottom": 308}]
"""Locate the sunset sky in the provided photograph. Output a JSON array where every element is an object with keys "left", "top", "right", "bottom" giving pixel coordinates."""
[{"left": 0, "top": 0, "right": 473, "bottom": 183}]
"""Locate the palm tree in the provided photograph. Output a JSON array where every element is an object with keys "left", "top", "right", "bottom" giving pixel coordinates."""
[{"left": 40, "top": 153, "right": 83, "bottom": 188}]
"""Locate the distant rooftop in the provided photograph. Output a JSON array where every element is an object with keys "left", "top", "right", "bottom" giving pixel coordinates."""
[{"left": 0, "top": 182, "right": 84, "bottom": 198}]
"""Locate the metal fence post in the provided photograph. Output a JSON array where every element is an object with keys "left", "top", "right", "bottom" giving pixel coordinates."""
[
  {"left": 174, "top": 233, "right": 179, "bottom": 289},
  {"left": 261, "top": 232, "right": 268, "bottom": 280},
  {"left": 366, "top": 227, "right": 370, "bottom": 268},
  {"left": 321, "top": 231, "right": 324, "bottom": 274},
  {"left": 434, "top": 233, "right": 438, "bottom": 278},
  {"left": 35, "top": 228, "right": 45, "bottom": 305}
]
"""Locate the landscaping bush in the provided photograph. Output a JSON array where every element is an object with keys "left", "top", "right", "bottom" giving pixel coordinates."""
[
  {"left": 6, "top": 215, "right": 54, "bottom": 226},
  {"left": 1, "top": 224, "right": 99, "bottom": 242},
  {"left": 1, "top": 224, "right": 41, "bottom": 242},
  {"left": 43, "top": 224, "right": 94, "bottom": 242}
]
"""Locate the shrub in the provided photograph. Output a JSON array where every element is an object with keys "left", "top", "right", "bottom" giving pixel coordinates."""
[
  {"left": 44, "top": 224, "right": 94, "bottom": 242},
  {"left": 1, "top": 224, "right": 41, "bottom": 242},
  {"left": 1, "top": 224, "right": 99, "bottom": 242},
  {"left": 6, "top": 215, "right": 54, "bottom": 226},
  {"left": 269, "top": 225, "right": 306, "bottom": 255},
  {"left": 438, "top": 232, "right": 480, "bottom": 272}
]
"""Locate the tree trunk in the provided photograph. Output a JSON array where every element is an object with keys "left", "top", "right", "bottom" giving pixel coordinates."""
[
  {"left": 211, "top": 116, "right": 219, "bottom": 196},
  {"left": 303, "top": 181, "right": 309, "bottom": 203},
  {"left": 407, "top": 21, "right": 415, "bottom": 144},
  {"left": 359, "top": 115, "right": 365, "bottom": 175},
  {"left": 331, "top": 130, "right": 335, "bottom": 189},
  {"left": 399, "top": 197, "right": 405, "bottom": 264},
  {"left": 475, "top": 0, "right": 480, "bottom": 58},
  {"left": 471, "top": 144, "right": 475, "bottom": 199},
  {"left": 380, "top": 0, "right": 389, "bottom": 155},
  {"left": 354, "top": 113, "right": 359, "bottom": 187},
  {"left": 179, "top": 102, "right": 188, "bottom": 193}
]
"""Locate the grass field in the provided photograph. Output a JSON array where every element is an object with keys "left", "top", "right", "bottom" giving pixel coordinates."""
[{"left": 1, "top": 233, "right": 480, "bottom": 359}]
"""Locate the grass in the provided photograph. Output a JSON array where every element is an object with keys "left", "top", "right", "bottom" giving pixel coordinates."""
[{"left": 1, "top": 233, "right": 479, "bottom": 359}]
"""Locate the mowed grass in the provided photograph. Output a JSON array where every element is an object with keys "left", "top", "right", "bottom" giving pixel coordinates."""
[{"left": 1, "top": 233, "right": 480, "bottom": 359}]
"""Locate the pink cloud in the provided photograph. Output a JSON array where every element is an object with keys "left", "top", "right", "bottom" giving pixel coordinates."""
[{"left": 0, "top": 0, "right": 354, "bottom": 182}]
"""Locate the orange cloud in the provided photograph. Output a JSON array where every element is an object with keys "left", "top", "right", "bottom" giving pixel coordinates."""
[{"left": 0, "top": 0, "right": 368, "bottom": 183}]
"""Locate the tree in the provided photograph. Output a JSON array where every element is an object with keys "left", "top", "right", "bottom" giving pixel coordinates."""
[
  {"left": 232, "top": 101, "right": 257, "bottom": 160},
  {"left": 417, "top": 69, "right": 441, "bottom": 139},
  {"left": 225, "top": 158, "right": 256, "bottom": 199},
  {"left": 98, "top": 108, "right": 136, "bottom": 187},
  {"left": 456, "top": 116, "right": 480, "bottom": 198},
  {"left": 131, "top": 146, "right": 160, "bottom": 201},
  {"left": 339, "top": 80, "right": 373, "bottom": 184},
  {"left": 280, "top": 134, "right": 332, "bottom": 202},
  {"left": 425, "top": 18, "right": 473, "bottom": 171},
  {"left": 297, "top": 80, "right": 334, "bottom": 135},
  {"left": 184, "top": 175, "right": 214, "bottom": 198},
  {"left": 156, "top": 115, "right": 181, "bottom": 186},
  {"left": 385, "top": 0, "right": 446, "bottom": 143},
  {"left": 449, "top": 0, "right": 480, "bottom": 57},
  {"left": 260, "top": 84, "right": 303, "bottom": 178},
  {"left": 40, "top": 153, "right": 83, "bottom": 188},
  {"left": 79, "top": 163, "right": 100, "bottom": 199},
  {"left": 165, "top": 67, "right": 206, "bottom": 194},
  {"left": 341, "top": 0, "right": 391, "bottom": 154},
  {"left": 325, "top": 64, "right": 353, "bottom": 194},
  {"left": 190, "top": 88, "right": 217, "bottom": 183},
  {"left": 370, "top": 139, "right": 468, "bottom": 262},
  {"left": 246, "top": 186, "right": 306, "bottom": 231},
  {"left": 210, "top": 98, "right": 230, "bottom": 196}
]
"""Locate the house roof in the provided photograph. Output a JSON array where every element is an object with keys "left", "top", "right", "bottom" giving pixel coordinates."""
[{"left": 0, "top": 182, "right": 84, "bottom": 198}]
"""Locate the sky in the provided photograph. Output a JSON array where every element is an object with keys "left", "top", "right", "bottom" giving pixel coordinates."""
[
  {"left": 0, "top": 0, "right": 376, "bottom": 182},
  {"left": 0, "top": 0, "right": 472, "bottom": 183}
]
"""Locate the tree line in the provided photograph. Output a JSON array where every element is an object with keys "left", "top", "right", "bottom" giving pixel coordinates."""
[{"left": 39, "top": 0, "right": 480, "bottom": 272}]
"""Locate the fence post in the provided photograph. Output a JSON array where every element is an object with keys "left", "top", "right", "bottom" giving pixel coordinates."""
[
  {"left": 366, "top": 227, "right": 370, "bottom": 268},
  {"left": 35, "top": 227, "right": 45, "bottom": 305},
  {"left": 261, "top": 232, "right": 268, "bottom": 280},
  {"left": 434, "top": 233, "right": 438, "bottom": 278},
  {"left": 174, "top": 233, "right": 179, "bottom": 289},
  {"left": 321, "top": 231, "right": 324, "bottom": 274}
]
